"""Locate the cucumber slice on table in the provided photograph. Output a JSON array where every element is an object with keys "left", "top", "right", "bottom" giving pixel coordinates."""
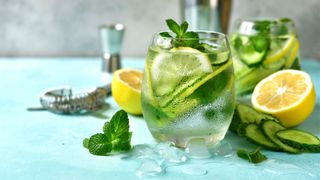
[
  {"left": 244, "top": 123, "right": 281, "bottom": 151},
  {"left": 277, "top": 129, "right": 320, "bottom": 152},
  {"left": 229, "top": 103, "right": 278, "bottom": 135},
  {"left": 261, "top": 120, "right": 300, "bottom": 153}
]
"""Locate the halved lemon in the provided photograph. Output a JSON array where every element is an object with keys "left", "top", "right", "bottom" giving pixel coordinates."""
[
  {"left": 112, "top": 68, "right": 143, "bottom": 115},
  {"left": 251, "top": 70, "right": 316, "bottom": 127}
]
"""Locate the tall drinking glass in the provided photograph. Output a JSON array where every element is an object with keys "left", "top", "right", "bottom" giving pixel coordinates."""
[
  {"left": 141, "top": 31, "right": 235, "bottom": 148},
  {"left": 230, "top": 18, "right": 301, "bottom": 95}
]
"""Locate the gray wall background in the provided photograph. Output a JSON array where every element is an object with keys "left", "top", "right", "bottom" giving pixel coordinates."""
[{"left": 1, "top": 0, "right": 319, "bottom": 59}]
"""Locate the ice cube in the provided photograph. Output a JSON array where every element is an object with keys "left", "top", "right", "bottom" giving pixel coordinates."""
[
  {"left": 185, "top": 138, "right": 211, "bottom": 158},
  {"left": 136, "top": 158, "right": 163, "bottom": 177},
  {"left": 155, "top": 143, "right": 188, "bottom": 164}
]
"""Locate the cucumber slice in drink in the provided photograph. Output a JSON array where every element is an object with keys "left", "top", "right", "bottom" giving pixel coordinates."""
[
  {"left": 235, "top": 66, "right": 276, "bottom": 95},
  {"left": 238, "top": 36, "right": 268, "bottom": 67},
  {"left": 200, "top": 43, "right": 229, "bottom": 65},
  {"left": 150, "top": 47, "right": 232, "bottom": 108},
  {"left": 151, "top": 47, "right": 212, "bottom": 97},
  {"left": 233, "top": 56, "right": 253, "bottom": 79}
]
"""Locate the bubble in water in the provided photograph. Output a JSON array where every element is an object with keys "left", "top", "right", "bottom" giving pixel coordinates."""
[
  {"left": 136, "top": 158, "right": 163, "bottom": 177},
  {"left": 186, "top": 139, "right": 211, "bottom": 158},
  {"left": 208, "top": 140, "right": 234, "bottom": 157},
  {"left": 182, "top": 165, "right": 208, "bottom": 176}
]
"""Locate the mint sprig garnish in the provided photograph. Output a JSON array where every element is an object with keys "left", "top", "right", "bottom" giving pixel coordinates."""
[
  {"left": 83, "top": 110, "right": 132, "bottom": 155},
  {"left": 237, "top": 146, "right": 267, "bottom": 164},
  {"left": 160, "top": 18, "right": 200, "bottom": 48}
]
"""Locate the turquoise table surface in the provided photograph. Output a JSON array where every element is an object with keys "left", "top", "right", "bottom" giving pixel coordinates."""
[{"left": 0, "top": 58, "right": 320, "bottom": 180}]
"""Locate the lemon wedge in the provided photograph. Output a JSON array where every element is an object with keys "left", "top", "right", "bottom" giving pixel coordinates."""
[
  {"left": 112, "top": 68, "right": 143, "bottom": 115},
  {"left": 251, "top": 70, "right": 316, "bottom": 127}
]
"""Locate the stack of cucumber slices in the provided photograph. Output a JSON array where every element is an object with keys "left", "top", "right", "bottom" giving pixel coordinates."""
[{"left": 230, "top": 103, "right": 320, "bottom": 153}]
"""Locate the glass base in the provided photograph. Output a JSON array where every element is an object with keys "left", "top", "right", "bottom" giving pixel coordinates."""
[{"left": 150, "top": 129, "right": 228, "bottom": 148}]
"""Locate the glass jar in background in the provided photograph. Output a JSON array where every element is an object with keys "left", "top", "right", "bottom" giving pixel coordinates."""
[
  {"left": 230, "top": 18, "right": 301, "bottom": 95},
  {"left": 141, "top": 31, "right": 235, "bottom": 148}
]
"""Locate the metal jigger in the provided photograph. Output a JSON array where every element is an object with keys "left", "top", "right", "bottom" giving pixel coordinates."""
[{"left": 99, "top": 24, "right": 125, "bottom": 72}]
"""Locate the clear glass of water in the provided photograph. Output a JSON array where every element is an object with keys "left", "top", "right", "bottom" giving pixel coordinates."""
[{"left": 141, "top": 31, "right": 235, "bottom": 148}]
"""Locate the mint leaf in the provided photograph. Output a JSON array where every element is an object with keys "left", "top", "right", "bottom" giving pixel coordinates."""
[
  {"left": 253, "top": 20, "right": 272, "bottom": 35},
  {"left": 160, "top": 32, "right": 172, "bottom": 38},
  {"left": 112, "top": 132, "right": 132, "bottom": 151},
  {"left": 175, "top": 31, "right": 199, "bottom": 47},
  {"left": 233, "top": 36, "right": 243, "bottom": 50},
  {"left": 108, "top": 110, "right": 129, "bottom": 136},
  {"left": 83, "top": 138, "right": 89, "bottom": 149},
  {"left": 250, "top": 36, "right": 270, "bottom": 52},
  {"left": 166, "top": 19, "right": 181, "bottom": 37},
  {"left": 180, "top": 21, "right": 188, "bottom": 34},
  {"left": 102, "top": 122, "right": 110, "bottom": 134},
  {"left": 163, "top": 18, "right": 204, "bottom": 49},
  {"left": 237, "top": 147, "right": 267, "bottom": 164},
  {"left": 88, "top": 133, "right": 112, "bottom": 155},
  {"left": 84, "top": 110, "right": 132, "bottom": 156}
]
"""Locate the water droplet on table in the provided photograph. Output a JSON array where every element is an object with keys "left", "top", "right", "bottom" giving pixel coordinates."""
[
  {"left": 136, "top": 158, "right": 163, "bottom": 177},
  {"left": 261, "top": 159, "right": 317, "bottom": 178},
  {"left": 182, "top": 165, "right": 208, "bottom": 176}
]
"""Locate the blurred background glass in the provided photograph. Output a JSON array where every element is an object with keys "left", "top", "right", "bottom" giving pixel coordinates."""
[{"left": 0, "top": 0, "right": 319, "bottom": 59}]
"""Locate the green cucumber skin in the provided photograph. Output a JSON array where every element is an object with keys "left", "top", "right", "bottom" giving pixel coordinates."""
[
  {"left": 244, "top": 123, "right": 282, "bottom": 151},
  {"left": 276, "top": 130, "right": 320, "bottom": 152},
  {"left": 278, "top": 138, "right": 320, "bottom": 152},
  {"left": 229, "top": 106, "right": 242, "bottom": 133},
  {"left": 229, "top": 103, "right": 278, "bottom": 135},
  {"left": 261, "top": 120, "right": 300, "bottom": 154}
]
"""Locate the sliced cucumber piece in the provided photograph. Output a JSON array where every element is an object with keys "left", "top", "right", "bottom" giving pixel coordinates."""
[
  {"left": 235, "top": 66, "right": 276, "bottom": 95},
  {"left": 277, "top": 129, "right": 320, "bottom": 152},
  {"left": 261, "top": 120, "right": 300, "bottom": 153},
  {"left": 244, "top": 124, "right": 281, "bottom": 151},
  {"left": 199, "top": 43, "right": 229, "bottom": 65},
  {"left": 239, "top": 45, "right": 266, "bottom": 66},
  {"left": 233, "top": 57, "right": 253, "bottom": 80},
  {"left": 229, "top": 103, "right": 278, "bottom": 134}
]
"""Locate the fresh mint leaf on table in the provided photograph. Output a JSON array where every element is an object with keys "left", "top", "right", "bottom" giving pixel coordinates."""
[
  {"left": 237, "top": 146, "right": 267, "bottom": 164},
  {"left": 83, "top": 110, "right": 132, "bottom": 156}
]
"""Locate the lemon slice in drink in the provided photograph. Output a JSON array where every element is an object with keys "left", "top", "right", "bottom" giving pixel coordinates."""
[
  {"left": 284, "top": 40, "right": 300, "bottom": 68},
  {"left": 151, "top": 47, "right": 232, "bottom": 108},
  {"left": 251, "top": 70, "right": 316, "bottom": 127},
  {"left": 151, "top": 47, "right": 212, "bottom": 98},
  {"left": 263, "top": 34, "right": 297, "bottom": 69}
]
